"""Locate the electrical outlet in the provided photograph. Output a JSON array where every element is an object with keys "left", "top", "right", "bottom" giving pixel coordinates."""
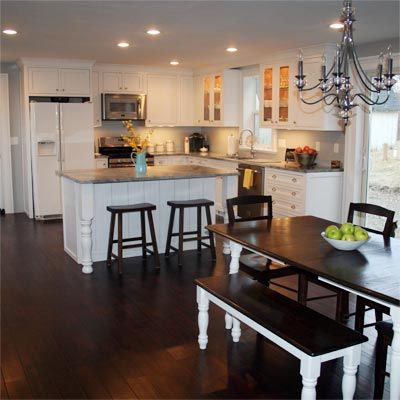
[
  {"left": 278, "top": 139, "right": 287, "bottom": 148},
  {"left": 334, "top": 143, "right": 339, "bottom": 153},
  {"left": 315, "top": 141, "right": 320, "bottom": 151}
]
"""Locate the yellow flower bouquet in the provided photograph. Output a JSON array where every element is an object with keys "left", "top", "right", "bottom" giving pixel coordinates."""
[{"left": 121, "top": 120, "right": 152, "bottom": 154}]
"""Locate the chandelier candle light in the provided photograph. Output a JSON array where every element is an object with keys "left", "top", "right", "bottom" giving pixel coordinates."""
[{"left": 294, "top": 0, "right": 396, "bottom": 125}]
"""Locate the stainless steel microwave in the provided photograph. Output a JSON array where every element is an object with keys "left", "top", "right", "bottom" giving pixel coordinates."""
[{"left": 102, "top": 93, "right": 146, "bottom": 121}]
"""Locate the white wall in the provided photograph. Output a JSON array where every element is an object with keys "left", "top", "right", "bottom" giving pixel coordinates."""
[
  {"left": 94, "top": 121, "right": 198, "bottom": 152},
  {"left": 0, "top": 63, "right": 24, "bottom": 213}
]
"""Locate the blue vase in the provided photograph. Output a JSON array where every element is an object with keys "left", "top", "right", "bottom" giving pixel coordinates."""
[{"left": 131, "top": 152, "right": 147, "bottom": 174}]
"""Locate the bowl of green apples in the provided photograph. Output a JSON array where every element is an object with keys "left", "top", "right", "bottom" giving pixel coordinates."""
[{"left": 321, "top": 223, "right": 370, "bottom": 251}]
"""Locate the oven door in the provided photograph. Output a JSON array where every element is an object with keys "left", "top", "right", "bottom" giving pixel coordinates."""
[{"left": 102, "top": 94, "right": 146, "bottom": 121}]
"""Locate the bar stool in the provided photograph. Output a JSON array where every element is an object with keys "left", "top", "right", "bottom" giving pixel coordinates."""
[
  {"left": 106, "top": 203, "right": 160, "bottom": 274},
  {"left": 165, "top": 199, "right": 216, "bottom": 266}
]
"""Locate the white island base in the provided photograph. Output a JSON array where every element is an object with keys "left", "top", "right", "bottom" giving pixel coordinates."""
[{"left": 61, "top": 167, "right": 238, "bottom": 273}]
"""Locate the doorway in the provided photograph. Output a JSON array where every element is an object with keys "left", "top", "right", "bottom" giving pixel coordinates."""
[{"left": 363, "top": 75, "right": 400, "bottom": 237}]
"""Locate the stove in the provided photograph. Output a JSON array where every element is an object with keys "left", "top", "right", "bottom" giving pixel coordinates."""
[{"left": 98, "top": 136, "right": 154, "bottom": 168}]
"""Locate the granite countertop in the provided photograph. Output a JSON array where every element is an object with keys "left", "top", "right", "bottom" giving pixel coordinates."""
[
  {"left": 152, "top": 152, "right": 343, "bottom": 173},
  {"left": 59, "top": 165, "right": 239, "bottom": 184}
]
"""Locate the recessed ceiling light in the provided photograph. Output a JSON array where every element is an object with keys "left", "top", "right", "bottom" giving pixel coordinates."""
[
  {"left": 117, "top": 41, "right": 130, "bottom": 48},
  {"left": 329, "top": 22, "right": 344, "bottom": 29},
  {"left": 226, "top": 47, "right": 238, "bottom": 53},
  {"left": 147, "top": 29, "right": 160, "bottom": 36},
  {"left": 170, "top": 60, "right": 179, "bottom": 66},
  {"left": 2, "top": 29, "right": 17, "bottom": 35}
]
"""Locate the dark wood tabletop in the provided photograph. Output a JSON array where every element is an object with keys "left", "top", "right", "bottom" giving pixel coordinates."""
[{"left": 207, "top": 215, "right": 400, "bottom": 306}]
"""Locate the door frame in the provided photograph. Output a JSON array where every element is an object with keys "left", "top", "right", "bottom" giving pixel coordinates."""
[{"left": 0, "top": 74, "right": 14, "bottom": 213}]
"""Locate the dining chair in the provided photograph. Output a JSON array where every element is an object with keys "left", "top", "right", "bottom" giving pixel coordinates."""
[
  {"left": 346, "top": 203, "right": 396, "bottom": 333},
  {"left": 226, "top": 195, "right": 298, "bottom": 292}
]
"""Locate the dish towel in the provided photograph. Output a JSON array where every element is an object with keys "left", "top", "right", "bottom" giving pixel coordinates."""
[{"left": 243, "top": 168, "right": 254, "bottom": 189}]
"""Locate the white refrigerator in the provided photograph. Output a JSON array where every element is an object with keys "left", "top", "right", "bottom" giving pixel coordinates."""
[{"left": 30, "top": 102, "right": 94, "bottom": 219}]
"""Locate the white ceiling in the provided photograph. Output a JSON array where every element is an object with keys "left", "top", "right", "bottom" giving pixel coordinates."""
[{"left": 1, "top": 1, "right": 399, "bottom": 69}]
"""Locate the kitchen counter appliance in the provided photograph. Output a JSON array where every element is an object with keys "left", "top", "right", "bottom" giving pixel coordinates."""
[
  {"left": 102, "top": 93, "right": 146, "bottom": 121},
  {"left": 189, "top": 132, "right": 206, "bottom": 152},
  {"left": 98, "top": 136, "right": 154, "bottom": 168}
]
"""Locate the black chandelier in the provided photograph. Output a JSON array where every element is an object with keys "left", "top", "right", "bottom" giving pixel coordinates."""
[{"left": 294, "top": 0, "right": 396, "bottom": 126}]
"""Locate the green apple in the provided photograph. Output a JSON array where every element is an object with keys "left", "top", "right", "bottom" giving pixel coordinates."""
[
  {"left": 354, "top": 228, "right": 369, "bottom": 241},
  {"left": 327, "top": 228, "right": 342, "bottom": 240},
  {"left": 340, "top": 223, "right": 355, "bottom": 235},
  {"left": 342, "top": 233, "right": 355, "bottom": 241},
  {"left": 325, "top": 225, "right": 339, "bottom": 236}
]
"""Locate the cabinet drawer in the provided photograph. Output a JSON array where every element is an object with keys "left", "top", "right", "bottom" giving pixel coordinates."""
[
  {"left": 266, "top": 170, "right": 304, "bottom": 188},
  {"left": 271, "top": 197, "right": 304, "bottom": 216},
  {"left": 267, "top": 185, "right": 304, "bottom": 203}
]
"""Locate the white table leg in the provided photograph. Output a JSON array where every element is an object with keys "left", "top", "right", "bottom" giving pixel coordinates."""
[
  {"left": 197, "top": 287, "right": 209, "bottom": 350},
  {"left": 231, "top": 317, "right": 241, "bottom": 342},
  {"left": 300, "top": 356, "right": 321, "bottom": 400},
  {"left": 222, "top": 241, "right": 231, "bottom": 255},
  {"left": 390, "top": 305, "right": 400, "bottom": 400},
  {"left": 342, "top": 345, "right": 361, "bottom": 400},
  {"left": 225, "top": 241, "right": 243, "bottom": 329}
]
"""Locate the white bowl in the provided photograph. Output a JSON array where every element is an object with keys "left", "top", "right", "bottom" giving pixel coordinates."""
[{"left": 321, "top": 232, "right": 370, "bottom": 251}]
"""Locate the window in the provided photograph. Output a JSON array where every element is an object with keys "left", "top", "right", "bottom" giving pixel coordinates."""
[{"left": 241, "top": 74, "right": 276, "bottom": 151}]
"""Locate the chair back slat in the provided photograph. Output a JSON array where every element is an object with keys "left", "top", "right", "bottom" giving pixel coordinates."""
[
  {"left": 347, "top": 202, "right": 396, "bottom": 239},
  {"left": 226, "top": 195, "right": 273, "bottom": 224}
]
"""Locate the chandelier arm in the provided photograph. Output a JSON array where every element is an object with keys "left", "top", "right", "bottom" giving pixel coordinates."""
[
  {"left": 324, "top": 96, "right": 338, "bottom": 106},
  {"left": 299, "top": 92, "right": 337, "bottom": 106},
  {"left": 353, "top": 93, "right": 390, "bottom": 106},
  {"left": 300, "top": 82, "right": 323, "bottom": 92},
  {"left": 351, "top": 44, "right": 381, "bottom": 93}
]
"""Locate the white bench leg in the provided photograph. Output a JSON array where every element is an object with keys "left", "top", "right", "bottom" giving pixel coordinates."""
[
  {"left": 231, "top": 317, "right": 241, "bottom": 342},
  {"left": 342, "top": 345, "right": 361, "bottom": 400},
  {"left": 225, "top": 313, "right": 233, "bottom": 329},
  {"left": 197, "top": 287, "right": 209, "bottom": 350},
  {"left": 300, "top": 357, "right": 321, "bottom": 400}
]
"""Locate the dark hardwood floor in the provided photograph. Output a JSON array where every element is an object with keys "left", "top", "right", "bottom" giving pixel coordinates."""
[{"left": 1, "top": 214, "right": 387, "bottom": 399}]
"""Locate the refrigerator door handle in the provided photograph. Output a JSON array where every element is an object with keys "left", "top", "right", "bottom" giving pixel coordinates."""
[{"left": 59, "top": 104, "right": 65, "bottom": 163}]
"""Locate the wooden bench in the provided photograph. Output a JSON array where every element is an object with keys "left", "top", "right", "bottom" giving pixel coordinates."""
[{"left": 195, "top": 273, "right": 368, "bottom": 400}]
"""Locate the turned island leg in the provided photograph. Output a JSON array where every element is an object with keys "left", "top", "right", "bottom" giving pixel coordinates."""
[{"left": 80, "top": 184, "right": 94, "bottom": 274}]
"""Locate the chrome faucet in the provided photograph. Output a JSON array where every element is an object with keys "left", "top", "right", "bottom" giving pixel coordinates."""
[{"left": 239, "top": 129, "right": 256, "bottom": 158}]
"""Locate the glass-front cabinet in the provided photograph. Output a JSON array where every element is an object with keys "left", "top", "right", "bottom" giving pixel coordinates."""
[
  {"left": 261, "top": 63, "right": 293, "bottom": 128},
  {"left": 201, "top": 74, "right": 223, "bottom": 125}
]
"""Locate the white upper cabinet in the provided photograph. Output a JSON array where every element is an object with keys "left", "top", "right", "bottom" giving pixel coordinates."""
[
  {"left": 92, "top": 71, "right": 101, "bottom": 127},
  {"left": 260, "top": 63, "right": 294, "bottom": 129},
  {"left": 195, "top": 69, "right": 240, "bottom": 127},
  {"left": 146, "top": 74, "right": 178, "bottom": 126},
  {"left": 292, "top": 53, "right": 342, "bottom": 131},
  {"left": 28, "top": 67, "right": 91, "bottom": 96},
  {"left": 178, "top": 76, "right": 195, "bottom": 126},
  {"left": 101, "top": 71, "right": 144, "bottom": 93}
]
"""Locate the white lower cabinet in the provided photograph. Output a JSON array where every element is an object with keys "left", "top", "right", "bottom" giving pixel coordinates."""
[
  {"left": 265, "top": 168, "right": 343, "bottom": 222},
  {"left": 154, "top": 155, "right": 189, "bottom": 165}
]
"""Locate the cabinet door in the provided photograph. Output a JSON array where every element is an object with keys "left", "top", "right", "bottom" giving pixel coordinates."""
[
  {"left": 92, "top": 71, "right": 102, "bottom": 127},
  {"left": 122, "top": 73, "right": 143, "bottom": 92},
  {"left": 147, "top": 75, "right": 178, "bottom": 125},
  {"left": 179, "top": 76, "right": 194, "bottom": 126},
  {"left": 276, "top": 64, "right": 291, "bottom": 127},
  {"left": 202, "top": 76, "right": 211, "bottom": 124},
  {"left": 60, "top": 69, "right": 90, "bottom": 95},
  {"left": 28, "top": 67, "right": 60, "bottom": 94},
  {"left": 262, "top": 66, "right": 273, "bottom": 126},
  {"left": 102, "top": 72, "right": 122, "bottom": 92},
  {"left": 212, "top": 74, "right": 222, "bottom": 124}
]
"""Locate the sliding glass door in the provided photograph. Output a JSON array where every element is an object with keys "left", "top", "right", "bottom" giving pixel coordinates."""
[{"left": 362, "top": 76, "right": 400, "bottom": 237}]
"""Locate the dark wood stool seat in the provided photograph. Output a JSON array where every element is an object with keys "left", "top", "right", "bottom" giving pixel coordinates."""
[
  {"left": 106, "top": 203, "right": 160, "bottom": 274},
  {"left": 165, "top": 199, "right": 216, "bottom": 266},
  {"left": 374, "top": 320, "right": 393, "bottom": 399}
]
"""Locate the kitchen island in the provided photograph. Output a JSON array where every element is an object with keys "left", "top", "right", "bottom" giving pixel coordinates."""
[{"left": 60, "top": 165, "right": 238, "bottom": 273}]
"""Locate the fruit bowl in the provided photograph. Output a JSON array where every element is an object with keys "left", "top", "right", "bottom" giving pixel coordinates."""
[
  {"left": 321, "top": 232, "right": 370, "bottom": 251},
  {"left": 294, "top": 152, "right": 318, "bottom": 168}
]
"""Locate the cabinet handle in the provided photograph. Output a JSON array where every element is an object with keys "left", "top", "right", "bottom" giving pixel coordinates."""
[
  {"left": 272, "top": 187, "right": 276, "bottom": 192},
  {"left": 119, "top": 87, "right": 122, "bottom": 89},
  {"left": 292, "top": 178, "right": 297, "bottom": 183},
  {"left": 275, "top": 120, "right": 278, "bottom": 123},
  {"left": 291, "top": 205, "right": 296, "bottom": 210},
  {"left": 56, "top": 88, "right": 59, "bottom": 91},
  {"left": 62, "top": 89, "right": 65, "bottom": 91},
  {"left": 291, "top": 191, "right": 296, "bottom": 196},
  {"left": 125, "top": 87, "right": 128, "bottom": 90},
  {"left": 293, "top": 121, "right": 297, "bottom": 124},
  {"left": 272, "top": 174, "right": 277, "bottom": 179}
]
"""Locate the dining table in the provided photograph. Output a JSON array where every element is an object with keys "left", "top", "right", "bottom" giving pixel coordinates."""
[{"left": 207, "top": 215, "right": 400, "bottom": 400}]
